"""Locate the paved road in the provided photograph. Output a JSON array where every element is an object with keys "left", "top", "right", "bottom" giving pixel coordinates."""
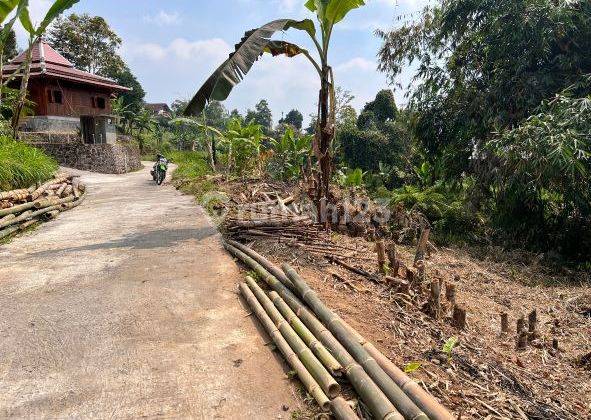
[{"left": 0, "top": 164, "right": 297, "bottom": 419}]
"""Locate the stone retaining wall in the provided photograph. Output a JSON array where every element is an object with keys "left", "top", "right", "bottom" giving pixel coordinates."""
[{"left": 33, "top": 141, "right": 142, "bottom": 174}]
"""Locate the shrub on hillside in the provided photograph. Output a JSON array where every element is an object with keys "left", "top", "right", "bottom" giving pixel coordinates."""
[{"left": 0, "top": 136, "right": 58, "bottom": 191}]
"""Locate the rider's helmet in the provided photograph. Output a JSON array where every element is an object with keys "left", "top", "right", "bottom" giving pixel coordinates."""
[{"left": 156, "top": 153, "right": 164, "bottom": 160}]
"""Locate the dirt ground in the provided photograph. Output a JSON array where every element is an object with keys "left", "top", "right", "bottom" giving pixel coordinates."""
[
  {"left": 0, "top": 164, "right": 300, "bottom": 419},
  {"left": 213, "top": 177, "right": 591, "bottom": 419}
]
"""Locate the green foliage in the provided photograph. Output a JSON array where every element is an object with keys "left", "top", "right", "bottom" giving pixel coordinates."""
[
  {"left": 246, "top": 99, "right": 273, "bottom": 134},
  {"left": 279, "top": 109, "right": 304, "bottom": 130},
  {"left": 357, "top": 89, "right": 397, "bottom": 130},
  {"left": 442, "top": 337, "right": 458, "bottom": 359},
  {"left": 336, "top": 167, "right": 366, "bottom": 188},
  {"left": 487, "top": 90, "right": 591, "bottom": 258},
  {"left": 170, "top": 150, "right": 211, "bottom": 181},
  {"left": 48, "top": 13, "right": 121, "bottom": 74},
  {"left": 403, "top": 361, "right": 422, "bottom": 374},
  {"left": 268, "top": 127, "right": 311, "bottom": 181},
  {"left": 0, "top": 136, "right": 58, "bottom": 190},
  {"left": 222, "top": 118, "right": 264, "bottom": 176}
]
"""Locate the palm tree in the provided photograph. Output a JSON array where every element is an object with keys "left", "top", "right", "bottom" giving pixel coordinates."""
[{"left": 184, "top": 0, "right": 368, "bottom": 218}]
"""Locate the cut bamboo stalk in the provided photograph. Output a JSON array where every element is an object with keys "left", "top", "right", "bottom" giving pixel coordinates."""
[
  {"left": 516, "top": 316, "right": 527, "bottom": 350},
  {"left": 445, "top": 283, "right": 456, "bottom": 305},
  {"left": 61, "top": 185, "right": 73, "bottom": 198},
  {"left": 0, "top": 210, "right": 33, "bottom": 229},
  {"left": 0, "top": 225, "right": 19, "bottom": 239},
  {"left": 56, "top": 183, "right": 67, "bottom": 196},
  {"left": 452, "top": 306, "right": 467, "bottom": 330},
  {"left": 19, "top": 219, "right": 39, "bottom": 230},
  {"left": 0, "top": 188, "right": 29, "bottom": 201},
  {"left": 341, "top": 321, "right": 455, "bottom": 420},
  {"left": 226, "top": 239, "right": 295, "bottom": 290},
  {"left": 231, "top": 216, "right": 312, "bottom": 228},
  {"left": 269, "top": 290, "right": 342, "bottom": 376},
  {"left": 429, "top": 280, "right": 442, "bottom": 319},
  {"left": 283, "top": 264, "right": 427, "bottom": 420},
  {"left": 29, "top": 174, "right": 71, "bottom": 201},
  {"left": 528, "top": 309, "right": 538, "bottom": 341},
  {"left": 376, "top": 239, "right": 387, "bottom": 274},
  {"left": 245, "top": 277, "right": 340, "bottom": 398},
  {"left": 0, "top": 213, "right": 16, "bottom": 224},
  {"left": 43, "top": 210, "right": 60, "bottom": 221},
  {"left": 386, "top": 242, "right": 397, "bottom": 269},
  {"left": 239, "top": 282, "right": 330, "bottom": 411},
  {"left": 224, "top": 243, "right": 402, "bottom": 420},
  {"left": 61, "top": 195, "right": 85, "bottom": 210},
  {"left": 331, "top": 397, "right": 360, "bottom": 420},
  {"left": 414, "top": 228, "right": 430, "bottom": 266},
  {"left": 501, "top": 312, "right": 509, "bottom": 334}
]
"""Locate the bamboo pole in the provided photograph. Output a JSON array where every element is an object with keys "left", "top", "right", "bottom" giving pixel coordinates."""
[
  {"left": 269, "top": 290, "right": 342, "bottom": 376},
  {"left": 19, "top": 219, "right": 39, "bottom": 230},
  {"left": 60, "top": 195, "right": 85, "bottom": 210},
  {"left": 0, "top": 224, "right": 19, "bottom": 239},
  {"left": 0, "top": 188, "right": 29, "bottom": 201},
  {"left": 239, "top": 282, "right": 331, "bottom": 411},
  {"left": 223, "top": 243, "right": 402, "bottom": 420},
  {"left": 331, "top": 397, "right": 360, "bottom": 420},
  {"left": 341, "top": 321, "right": 455, "bottom": 420},
  {"left": 227, "top": 239, "right": 295, "bottom": 290},
  {"left": 0, "top": 213, "right": 16, "bottom": 224},
  {"left": 245, "top": 277, "right": 340, "bottom": 398},
  {"left": 282, "top": 264, "right": 428, "bottom": 420}
]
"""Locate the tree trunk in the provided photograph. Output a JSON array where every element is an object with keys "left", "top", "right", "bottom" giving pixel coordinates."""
[
  {"left": 12, "top": 37, "right": 34, "bottom": 136},
  {"left": 314, "top": 66, "right": 334, "bottom": 227}
]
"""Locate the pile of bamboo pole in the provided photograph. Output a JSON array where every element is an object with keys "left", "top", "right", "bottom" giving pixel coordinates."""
[
  {"left": 225, "top": 191, "right": 324, "bottom": 243},
  {"left": 226, "top": 239, "right": 454, "bottom": 420},
  {"left": 0, "top": 173, "right": 86, "bottom": 240}
]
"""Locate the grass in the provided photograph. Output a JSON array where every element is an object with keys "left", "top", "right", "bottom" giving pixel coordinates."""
[
  {"left": 167, "top": 150, "right": 219, "bottom": 204},
  {"left": 0, "top": 136, "right": 58, "bottom": 191}
]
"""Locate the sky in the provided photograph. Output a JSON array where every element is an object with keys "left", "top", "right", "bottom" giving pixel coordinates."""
[{"left": 15, "top": 0, "right": 430, "bottom": 125}]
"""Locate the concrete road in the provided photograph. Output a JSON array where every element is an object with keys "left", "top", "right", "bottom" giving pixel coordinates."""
[{"left": 0, "top": 164, "right": 297, "bottom": 419}]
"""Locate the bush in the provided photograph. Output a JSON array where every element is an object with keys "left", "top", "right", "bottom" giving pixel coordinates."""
[
  {"left": 169, "top": 151, "right": 211, "bottom": 181},
  {"left": 0, "top": 136, "right": 58, "bottom": 191}
]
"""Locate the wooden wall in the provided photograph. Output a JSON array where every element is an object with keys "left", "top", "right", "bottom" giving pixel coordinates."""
[{"left": 28, "top": 78, "right": 113, "bottom": 117}]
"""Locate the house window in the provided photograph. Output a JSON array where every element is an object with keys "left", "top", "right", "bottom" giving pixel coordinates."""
[
  {"left": 48, "top": 89, "right": 63, "bottom": 104},
  {"left": 92, "top": 96, "right": 106, "bottom": 109}
]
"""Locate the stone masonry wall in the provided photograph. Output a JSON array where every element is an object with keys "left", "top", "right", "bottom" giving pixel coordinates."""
[{"left": 33, "top": 141, "right": 142, "bottom": 174}]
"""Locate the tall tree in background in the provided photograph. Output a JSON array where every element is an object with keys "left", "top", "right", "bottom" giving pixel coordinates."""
[
  {"left": 246, "top": 99, "right": 272, "bottom": 134},
  {"left": 48, "top": 14, "right": 121, "bottom": 74},
  {"left": 279, "top": 109, "right": 303, "bottom": 130},
  {"left": 48, "top": 13, "right": 145, "bottom": 114},
  {"left": 3, "top": 29, "right": 17, "bottom": 61}
]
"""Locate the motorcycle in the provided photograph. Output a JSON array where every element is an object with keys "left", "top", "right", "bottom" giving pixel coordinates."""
[{"left": 151, "top": 158, "right": 168, "bottom": 185}]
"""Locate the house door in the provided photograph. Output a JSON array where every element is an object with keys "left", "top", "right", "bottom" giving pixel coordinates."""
[{"left": 81, "top": 116, "right": 95, "bottom": 144}]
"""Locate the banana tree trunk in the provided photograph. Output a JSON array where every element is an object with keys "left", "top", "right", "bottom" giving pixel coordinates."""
[
  {"left": 12, "top": 37, "right": 34, "bottom": 136},
  {"left": 313, "top": 66, "right": 333, "bottom": 225}
]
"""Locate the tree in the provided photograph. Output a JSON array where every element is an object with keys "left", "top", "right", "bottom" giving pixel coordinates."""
[
  {"left": 376, "top": 0, "right": 591, "bottom": 178},
  {"left": 279, "top": 109, "right": 303, "bottom": 130},
  {"left": 183, "top": 1, "right": 370, "bottom": 221},
  {"left": 101, "top": 56, "right": 145, "bottom": 114},
  {"left": 357, "top": 89, "right": 397, "bottom": 130},
  {"left": 3, "top": 29, "right": 17, "bottom": 61},
  {"left": 246, "top": 99, "right": 272, "bottom": 134},
  {"left": 48, "top": 13, "right": 121, "bottom": 75}
]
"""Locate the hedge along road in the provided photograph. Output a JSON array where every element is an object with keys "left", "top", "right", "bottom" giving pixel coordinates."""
[{"left": 0, "top": 163, "right": 297, "bottom": 418}]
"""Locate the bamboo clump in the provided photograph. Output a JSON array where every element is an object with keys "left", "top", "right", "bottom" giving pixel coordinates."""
[{"left": 0, "top": 173, "right": 86, "bottom": 241}]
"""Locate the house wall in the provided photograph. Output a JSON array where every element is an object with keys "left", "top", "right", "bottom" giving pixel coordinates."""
[{"left": 28, "top": 78, "right": 113, "bottom": 117}]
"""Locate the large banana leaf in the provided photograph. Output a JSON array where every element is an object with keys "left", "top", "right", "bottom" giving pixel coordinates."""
[
  {"left": 20, "top": 0, "right": 79, "bottom": 36},
  {"left": 184, "top": 19, "right": 316, "bottom": 116},
  {"left": 0, "top": 0, "right": 27, "bottom": 45},
  {"left": 0, "top": 0, "right": 18, "bottom": 25},
  {"left": 305, "top": 0, "right": 366, "bottom": 29}
]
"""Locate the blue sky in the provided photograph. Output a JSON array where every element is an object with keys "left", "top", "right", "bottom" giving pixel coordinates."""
[{"left": 16, "top": 0, "right": 430, "bottom": 124}]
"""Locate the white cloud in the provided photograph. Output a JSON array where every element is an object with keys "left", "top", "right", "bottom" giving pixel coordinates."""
[
  {"left": 124, "top": 38, "right": 231, "bottom": 63},
  {"left": 143, "top": 10, "right": 182, "bottom": 27},
  {"left": 336, "top": 58, "right": 376, "bottom": 73}
]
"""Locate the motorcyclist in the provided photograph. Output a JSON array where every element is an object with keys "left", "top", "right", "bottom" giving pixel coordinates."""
[{"left": 151, "top": 154, "right": 169, "bottom": 181}]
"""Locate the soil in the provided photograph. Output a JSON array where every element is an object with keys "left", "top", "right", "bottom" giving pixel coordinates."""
[
  {"left": 0, "top": 164, "right": 300, "bottom": 418},
  {"left": 211, "top": 177, "right": 591, "bottom": 419}
]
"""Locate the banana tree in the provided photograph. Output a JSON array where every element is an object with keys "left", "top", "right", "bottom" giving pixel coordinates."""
[
  {"left": 184, "top": 0, "right": 368, "bottom": 219},
  {"left": 12, "top": 0, "right": 79, "bottom": 133},
  {"left": 170, "top": 117, "right": 224, "bottom": 170},
  {"left": 0, "top": 0, "right": 28, "bottom": 111}
]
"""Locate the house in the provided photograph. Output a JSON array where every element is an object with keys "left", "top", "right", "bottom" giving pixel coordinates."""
[
  {"left": 2, "top": 39, "right": 141, "bottom": 174},
  {"left": 145, "top": 103, "right": 172, "bottom": 117}
]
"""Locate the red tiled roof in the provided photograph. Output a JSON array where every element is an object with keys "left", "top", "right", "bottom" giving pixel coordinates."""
[{"left": 3, "top": 40, "right": 131, "bottom": 92}]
